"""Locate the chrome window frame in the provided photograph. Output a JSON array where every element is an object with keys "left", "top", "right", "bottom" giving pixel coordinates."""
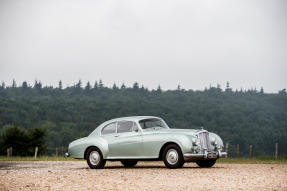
[
  {"left": 139, "top": 118, "right": 169, "bottom": 130},
  {"left": 132, "top": 122, "right": 140, "bottom": 132}
]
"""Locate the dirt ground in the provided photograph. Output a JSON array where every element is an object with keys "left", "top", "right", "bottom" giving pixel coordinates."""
[{"left": 0, "top": 161, "right": 286, "bottom": 191}]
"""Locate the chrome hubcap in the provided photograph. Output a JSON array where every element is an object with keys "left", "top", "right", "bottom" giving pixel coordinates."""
[
  {"left": 166, "top": 149, "right": 178, "bottom": 165},
  {"left": 89, "top": 151, "right": 100, "bottom": 166}
]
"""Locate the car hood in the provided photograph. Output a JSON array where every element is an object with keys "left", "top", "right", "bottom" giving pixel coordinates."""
[{"left": 143, "top": 128, "right": 201, "bottom": 136}]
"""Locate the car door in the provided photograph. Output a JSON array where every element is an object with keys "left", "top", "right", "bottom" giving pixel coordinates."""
[
  {"left": 139, "top": 119, "right": 165, "bottom": 158},
  {"left": 107, "top": 121, "right": 142, "bottom": 158},
  {"left": 101, "top": 122, "right": 120, "bottom": 158}
]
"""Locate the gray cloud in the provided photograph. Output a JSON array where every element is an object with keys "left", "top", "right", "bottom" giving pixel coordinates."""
[{"left": 0, "top": 0, "right": 286, "bottom": 92}]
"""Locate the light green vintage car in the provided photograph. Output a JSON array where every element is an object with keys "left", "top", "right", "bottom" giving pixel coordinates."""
[{"left": 66, "top": 116, "right": 227, "bottom": 169}]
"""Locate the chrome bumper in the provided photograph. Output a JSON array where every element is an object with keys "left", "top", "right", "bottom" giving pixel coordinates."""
[
  {"left": 218, "top": 150, "right": 227, "bottom": 158},
  {"left": 184, "top": 150, "right": 227, "bottom": 159}
]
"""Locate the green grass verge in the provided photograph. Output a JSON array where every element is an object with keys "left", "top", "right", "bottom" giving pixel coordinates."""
[
  {"left": 217, "top": 156, "right": 287, "bottom": 164},
  {"left": 0, "top": 156, "right": 84, "bottom": 161}
]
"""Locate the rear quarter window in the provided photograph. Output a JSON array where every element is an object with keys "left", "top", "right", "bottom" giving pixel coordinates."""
[{"left": 102, "top": 122, "right": 116, "bottom": 135}]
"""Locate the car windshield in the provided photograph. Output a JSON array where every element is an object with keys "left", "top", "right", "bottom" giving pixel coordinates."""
[{"left": 139, "top": 118, "right": 168, "bottom": 130}]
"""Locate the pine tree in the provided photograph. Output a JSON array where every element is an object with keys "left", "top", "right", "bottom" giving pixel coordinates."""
[
  {"left": 279, "top": 89, "right": 286, "bottom": 95},
  {"left": 38, "top": 81, "right": 42, "bottom": 89},
  {"left": 260, "top": 87, "right": 264, "bottom": 94},
  {"left": 33, "top": 80, "right": 42, "bottom": 89},
  {"left": 99, "top": 80, "right": 104, "bottom": 89},
  {"left": 140, "top": 85, "right": 147, "bottom": 92},
  {"left": 76, "top": 80, "right": 82, "bottom": 89},
  {"left": 85, "top": 81, "right": 91, "bottom": 91},
  {"left": 93, "top": 81, "right": 98, "bottom": 90},
  {"left": 216, "top": 84, "right": 222, "bottom": 92},
  {"left": 12, "top": 79, "right": 17, "bottom": 88},
  {"left": 0, "top": 82, "right": 5, "bottom": 89},
  {"left": 133, "top": 82, "right": 139, "bottom": 90},
  {"left": 157, "top": 85, "right": 162, "bottom": 93},
  {"left": 22, "top": 81, "right": 28, "bottom": 89},
  {"left": 177, "top": 84, "right": 181, "bottom": 91},
  {"left": 225, "top": 81, "right": 232, "bottom": 92},
  {"left": 121, "top": 83, "right": 126, "bottom": 89},
  {"left": 58, "top": 81, "right": 63, "bottom": 90},
  {"left": 112, "top": 83, "right": 118, "bottom": 90}
]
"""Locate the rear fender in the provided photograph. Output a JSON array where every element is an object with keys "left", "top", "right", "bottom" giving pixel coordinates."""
[{"left": 69, "top": 137, "right": 109, "bottom": 159}]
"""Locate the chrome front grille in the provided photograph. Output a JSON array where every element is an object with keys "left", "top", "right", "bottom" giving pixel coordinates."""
[{"left": 198, "top": 131, "right": 211, "bottom": 151}]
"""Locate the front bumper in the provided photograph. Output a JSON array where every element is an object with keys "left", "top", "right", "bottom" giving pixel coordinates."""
[{"left": 184, "top": 150, "right": 227, "bottom": 160}]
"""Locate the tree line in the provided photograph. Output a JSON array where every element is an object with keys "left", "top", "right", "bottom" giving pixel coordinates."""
[{"left": 0, "top": 80, "right": 286, "bottom": 156}]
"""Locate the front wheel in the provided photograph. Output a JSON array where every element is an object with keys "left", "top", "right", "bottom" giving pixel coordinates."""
[
  {"left": 121, "top": 160, "right": 138, "bottom": 167},
  {"left": 163, "top": 144, "right": 184, "bottom": 169},
  {"left": 86, "top": 147, "right": 106, "bottom": 169},
  {"left": 196, "top": 160, "right": 216, "bottom": 168}
]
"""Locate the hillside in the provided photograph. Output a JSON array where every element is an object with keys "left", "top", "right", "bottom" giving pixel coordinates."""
[{"left": 0, "top": 81, "right": 286, "bottom": 156}]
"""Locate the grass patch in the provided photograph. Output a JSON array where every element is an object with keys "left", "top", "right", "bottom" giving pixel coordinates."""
[
  {"left": 0, "top": 156, "right": 84, "bottom": 161},
  {"left": 217, "top": 156, "right": 287, "bottom": 164}
]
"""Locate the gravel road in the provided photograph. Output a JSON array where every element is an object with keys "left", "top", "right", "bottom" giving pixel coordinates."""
[{"left": 0, "top": 161, "right": 286, "bottom": 191}]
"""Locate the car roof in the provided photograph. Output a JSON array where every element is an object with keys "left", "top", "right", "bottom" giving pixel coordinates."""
[
  {"left": 103, "top": 116, "right": 159, "bottom": 124},
  {"left": 112, "top": 116, "right": 159, "bottom": 121},
  {"left": 89, "top": 116, "right": 162, "bottom": 136}
]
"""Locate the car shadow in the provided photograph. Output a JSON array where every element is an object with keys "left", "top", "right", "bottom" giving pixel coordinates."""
[
  {"left": 73, "top": 165, "right": 224, "bottom": 170},
  {"left": 0, "top": 162, "right": 11, "bottom": 169},
  {"left": 0, "top": 162, "right": 47, "bottom": 171},
  {"left": 104, "top": 166, "right": 224, "bottom": 169},
  {"left": 0, "top": 161, "right": 224, "bottom": 171}
]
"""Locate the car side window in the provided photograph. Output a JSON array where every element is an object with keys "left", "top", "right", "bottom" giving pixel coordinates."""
[
  {"left": 117, "top": 121, "right": 133, "bottom": 133},
  {"left": 101, "top": 122, "right": 116, "bottom": 135}
]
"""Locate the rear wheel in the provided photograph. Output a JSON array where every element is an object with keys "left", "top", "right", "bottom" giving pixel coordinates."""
[
  {"left": 196, "top": 160, "right": 216, "bottom": 168},
  {"left": 121, "top": 160, "right": 138, "bottom": 167},
  {"left": 163, "top": 144, "right": 184, "bottom": 169},
  {"left": 86, "top": 147, "right": 106, "bottom": 169}
]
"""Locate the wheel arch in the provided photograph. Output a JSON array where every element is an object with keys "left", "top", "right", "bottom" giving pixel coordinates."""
[
  {"left": 159, "top": 142, "right": 182, "bottom": 160},
  {"left": 82, "top": 136, "right": 109, "bottom": 159},
  {"left": 84, "top": 146, "right": 98, "bottom": 159},
  {"left": 84, "top": 144, "right": 108, "bottom": 159}
]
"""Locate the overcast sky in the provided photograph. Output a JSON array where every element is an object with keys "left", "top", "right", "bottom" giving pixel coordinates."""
[{"left": 0, "top": 0, "right": 286, "bottom": 92}]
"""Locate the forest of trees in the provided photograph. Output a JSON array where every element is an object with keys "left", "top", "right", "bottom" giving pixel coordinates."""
[{"left": 0, "top": 80, "right": 286, "bottom": 157}]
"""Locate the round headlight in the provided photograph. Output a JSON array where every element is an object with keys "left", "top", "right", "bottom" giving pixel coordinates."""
[
  {"left": 210, "top": 137, "right": 218, "bottom": 146},
  {"left": 210, "top": 137, "right": 215, "bottom": 145}
]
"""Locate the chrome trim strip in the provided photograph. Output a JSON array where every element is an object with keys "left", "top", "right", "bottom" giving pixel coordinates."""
[
  {"left": 106, "top": 156, "right": 158, "bottom": 159},
  {"left": 184, "top": 151, "right": 228, "bottom": 159},
  {"left": 184, "top": 153, "right": 204, "bottom": 158}
]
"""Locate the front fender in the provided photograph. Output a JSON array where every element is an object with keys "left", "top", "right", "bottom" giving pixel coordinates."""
[
  {"left": 161, "top": 134, "right": 195, "bottom": 155},
  {"left": 209, "top": 132, "right": 224, "bottom": 148}
]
